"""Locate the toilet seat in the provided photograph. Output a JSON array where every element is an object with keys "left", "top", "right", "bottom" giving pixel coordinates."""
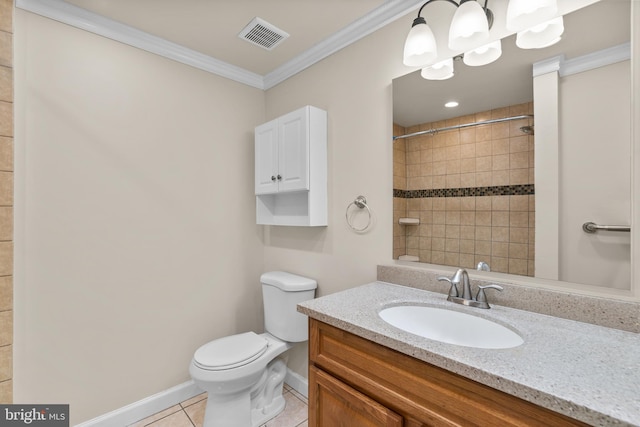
[{"left": 193, "top": 332, "right": 268, "bottom": 371}]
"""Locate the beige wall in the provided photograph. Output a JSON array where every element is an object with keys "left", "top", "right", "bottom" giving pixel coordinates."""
[
  {"left": 0, "top": 0, "right": 13, "bottom": 404},
  {"left": 14, "top": 10, "right": 265, "bottom": 424},
  {"left": 262, "top": 12, "right": 412, "bottom": 377}
]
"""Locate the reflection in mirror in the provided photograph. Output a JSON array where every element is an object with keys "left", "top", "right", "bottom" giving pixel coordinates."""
[{"left": 392, "top": 0, "right": 631, "bottom": 292}]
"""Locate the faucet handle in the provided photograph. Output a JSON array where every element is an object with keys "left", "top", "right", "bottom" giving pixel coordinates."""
[
  {"left": 476, "top": 284, "right": 503, "bottom": 305},
  {"left": 436, "top": 276, "right": 459, "bottom": 298}
]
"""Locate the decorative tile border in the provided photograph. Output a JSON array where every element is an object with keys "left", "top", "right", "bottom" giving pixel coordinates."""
[{"left": 393, "top": 184, "right": 535, "bottom": 199}]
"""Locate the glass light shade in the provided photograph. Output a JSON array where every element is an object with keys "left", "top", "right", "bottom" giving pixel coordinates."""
[
  {"left": 463, "top": 40, "right": 502, "bottom": 66},
  {"left": 506, "top": 0, "right": 558, "bottom": 31},
  {"left": 448, "top": 1, "right": 489, "bottom": 51},
  {"left": 516, "top": 17, "right": 564, "bottom": 49},
  {"left": 421, "top": 58, "right": 455, "bottom": 80},
  {"left": 403, "top": 18, "right": 438, "bottom": 67}
]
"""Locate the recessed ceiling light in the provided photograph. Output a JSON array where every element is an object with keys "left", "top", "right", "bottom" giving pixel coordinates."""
[{"left": 445, "top": 101, "right": 459, "bottom": 108}]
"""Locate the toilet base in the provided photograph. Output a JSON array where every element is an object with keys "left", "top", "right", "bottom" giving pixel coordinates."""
[
  {"left": 199, "top": 354, "right": 290, "bottom": 427},
  {"left": 202, "top": 392, "right": 251, "bottom": 427},
  {"left": 251, "top": 394, "right": 286, "bottom": 427},
  {"left": 250, "top": 356, "right": 288, "bottom": 426}
]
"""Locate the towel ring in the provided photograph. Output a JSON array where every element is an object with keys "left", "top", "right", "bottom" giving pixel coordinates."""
[{"left": 346, "top": 195, "right": 372, "bottom": 232}]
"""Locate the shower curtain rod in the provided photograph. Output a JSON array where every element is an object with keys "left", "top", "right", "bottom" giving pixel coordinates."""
[{"left": 393, "top": 114, "right": 534, "bottom": 140}]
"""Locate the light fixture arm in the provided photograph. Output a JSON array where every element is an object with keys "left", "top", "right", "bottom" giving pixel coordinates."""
[
  {"left": 416, "top": 0, "right": 459, "bottom": 18},
  {"left": 482, "top": 0, "right": 494, "bottom": 29},
  {"left": 414, "top": 0, "right": 493, "bottom": 30}
]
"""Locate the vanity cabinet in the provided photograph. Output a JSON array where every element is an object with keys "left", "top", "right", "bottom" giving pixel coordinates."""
[
  {"left": 255, "top": 105, "right": 327, "bottom": 226},
  {"left": 309, "top": 319, "right": 588, "bottom": 427}
]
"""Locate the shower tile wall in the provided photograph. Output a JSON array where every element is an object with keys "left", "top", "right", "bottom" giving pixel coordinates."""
[
  {"left": 393, "top": 103, "right": 535, "bottom": 276},
  {"left": 0, "top": 0, "right": 13, "bottom": 403}
]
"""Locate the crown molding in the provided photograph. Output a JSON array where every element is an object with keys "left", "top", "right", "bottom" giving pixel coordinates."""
[
  {"left": 16, "top": 0, "right": 422, "bottom": 91},
  {"left": 263, "top": 0, "right": 421, "bottom": 90},
  {"left": 533, "top": 42, "right": 631, "bottom": 78},
  {"left": 560, "top": 42, "right": 630, "bottom": 77},
  {"left": 16, "top": 0, "right": 266, "bottom": 88},
  {"left": 532, "top": 55, "right": 564, "bottom": 77}
]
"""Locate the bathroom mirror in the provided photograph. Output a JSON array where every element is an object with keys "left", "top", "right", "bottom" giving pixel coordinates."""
[{"left": 392, "top": 0, "right": 633, "bottom": 294}]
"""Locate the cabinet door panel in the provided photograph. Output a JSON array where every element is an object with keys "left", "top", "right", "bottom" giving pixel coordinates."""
[
  {"left": 310, "top": 366, "right": 403, "bottom": 427},
  {"left": 278, "top": 109, "right": 309, "bottom": 192},
  {"left": 255, "top": 120, "right": 279, "bottom": 194}
]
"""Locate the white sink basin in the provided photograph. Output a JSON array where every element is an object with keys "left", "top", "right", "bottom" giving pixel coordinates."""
[{"left": 379, "top": 305, "right": 524, "bottom": 349}]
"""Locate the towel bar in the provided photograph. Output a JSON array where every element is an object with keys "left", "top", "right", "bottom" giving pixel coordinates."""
[{"left": 582, "top": 222, "right": 630, "bottom": 233}]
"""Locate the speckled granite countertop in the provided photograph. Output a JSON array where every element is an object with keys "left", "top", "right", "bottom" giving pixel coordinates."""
[{"left": 298, "top": 281, "right": 640, "bottom": 426}]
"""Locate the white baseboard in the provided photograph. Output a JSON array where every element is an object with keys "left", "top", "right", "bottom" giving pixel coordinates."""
[
  {"left": 74, "top": 380, "right": 202, "bottom": 427},
  {"left": 285, "top": 368, "right": 309, "bottom": 399},
  {"left": 74, "top": 370, "right": 307, "bottom": 426}
]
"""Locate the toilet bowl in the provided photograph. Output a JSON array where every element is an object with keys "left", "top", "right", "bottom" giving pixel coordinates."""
[{"left": 189, "top": 271, "right": 316, "bottom": 427}]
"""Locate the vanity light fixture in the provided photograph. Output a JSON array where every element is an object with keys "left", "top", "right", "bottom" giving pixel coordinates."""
[
  {"left": 448, "top": 0, "right": 491, "bottom": 51},
  {"left": 404, "top": 0, "right": 564, "bottom": 80},
  {"left": 463, "top": 39, "right": 502, "bottom": 66},
  {"left": 506, "top": 0, "right": 558, "bottom": 32},
  {"left": 421, "top": 58, "right": 455, "bottom": 80},
  {"left": 402, "top": 15, "right": 438, "bottom": 66},
  {"left": 403, "top": 0, "right": 495, "bottom": 68},
  {"left": 516, "top": 16, "right": 564, "bottom": 49}
]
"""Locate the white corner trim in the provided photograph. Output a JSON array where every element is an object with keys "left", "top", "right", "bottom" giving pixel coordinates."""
[
  {"left": 560, "top": 42, "right": 631, "bottom": 77},
  {"left": 263, "top": 0, "right": 422, "bottom": 90},
  {"left": 73, "top": 380, "right": 202, "bottom": 427},
  {"left": 15, "top": 0, "right": 265, "bottom": 89},
  {"left": 16, "top": 0, "right": 421, "bottom": 91}
]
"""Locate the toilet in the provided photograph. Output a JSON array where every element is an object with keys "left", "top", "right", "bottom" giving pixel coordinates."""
[{"left": 189, "top": 271, "right": 317, "bottom": 427}]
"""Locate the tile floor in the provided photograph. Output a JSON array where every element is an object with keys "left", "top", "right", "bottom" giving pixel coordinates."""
[{"left": 127, "top": 384, "right": 308, "bottom": 427}]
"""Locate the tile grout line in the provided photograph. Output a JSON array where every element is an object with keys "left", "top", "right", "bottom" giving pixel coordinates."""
[
  {"left": 126, "top": 406, "right": 183, "bottom": 427},
  {"left": 185, "top": 408, "right": 196, "bottom": 427}
]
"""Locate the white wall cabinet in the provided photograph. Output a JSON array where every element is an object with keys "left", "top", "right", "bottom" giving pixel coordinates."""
[
  {"left": 255, "top": 108, "right": 309, "bottom": 194},
  {"left": 255, "top": 105, "right": 327, "bottom": 226}
]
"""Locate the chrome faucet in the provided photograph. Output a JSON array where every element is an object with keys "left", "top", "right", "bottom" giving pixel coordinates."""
[{"left": 437, "top": 268, "right": 503, "bottom": 309}]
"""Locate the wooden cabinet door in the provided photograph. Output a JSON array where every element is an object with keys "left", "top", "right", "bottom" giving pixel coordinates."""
[{"left": 309, "top": 366, "right": 403, "bottom": 427}]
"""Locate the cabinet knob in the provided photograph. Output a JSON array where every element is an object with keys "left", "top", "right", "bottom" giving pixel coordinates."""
[
  {"left": 271, "top": 176, "right": 276, "bottom": 181},
  {"left": 277, "top": 175, "right": 282, "bottom": 181}
]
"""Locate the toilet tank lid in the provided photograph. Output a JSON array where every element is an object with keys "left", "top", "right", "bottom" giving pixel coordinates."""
[{"left": 261, "top": 271, "right": 317, "bottom": 291}]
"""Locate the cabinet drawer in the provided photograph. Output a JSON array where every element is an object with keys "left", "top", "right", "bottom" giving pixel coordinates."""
[{"left": 310, "top": 319, "right": 588, "bottom": 427}]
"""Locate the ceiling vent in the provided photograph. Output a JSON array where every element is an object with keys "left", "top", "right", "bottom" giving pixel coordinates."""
[{"left": 238, "top": 17, "right": 289, "bottom": 51}]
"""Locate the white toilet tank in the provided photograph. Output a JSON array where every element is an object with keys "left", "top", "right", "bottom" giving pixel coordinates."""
[{"left": 261, "top": 271, "right": 317, "bottom": 343}]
